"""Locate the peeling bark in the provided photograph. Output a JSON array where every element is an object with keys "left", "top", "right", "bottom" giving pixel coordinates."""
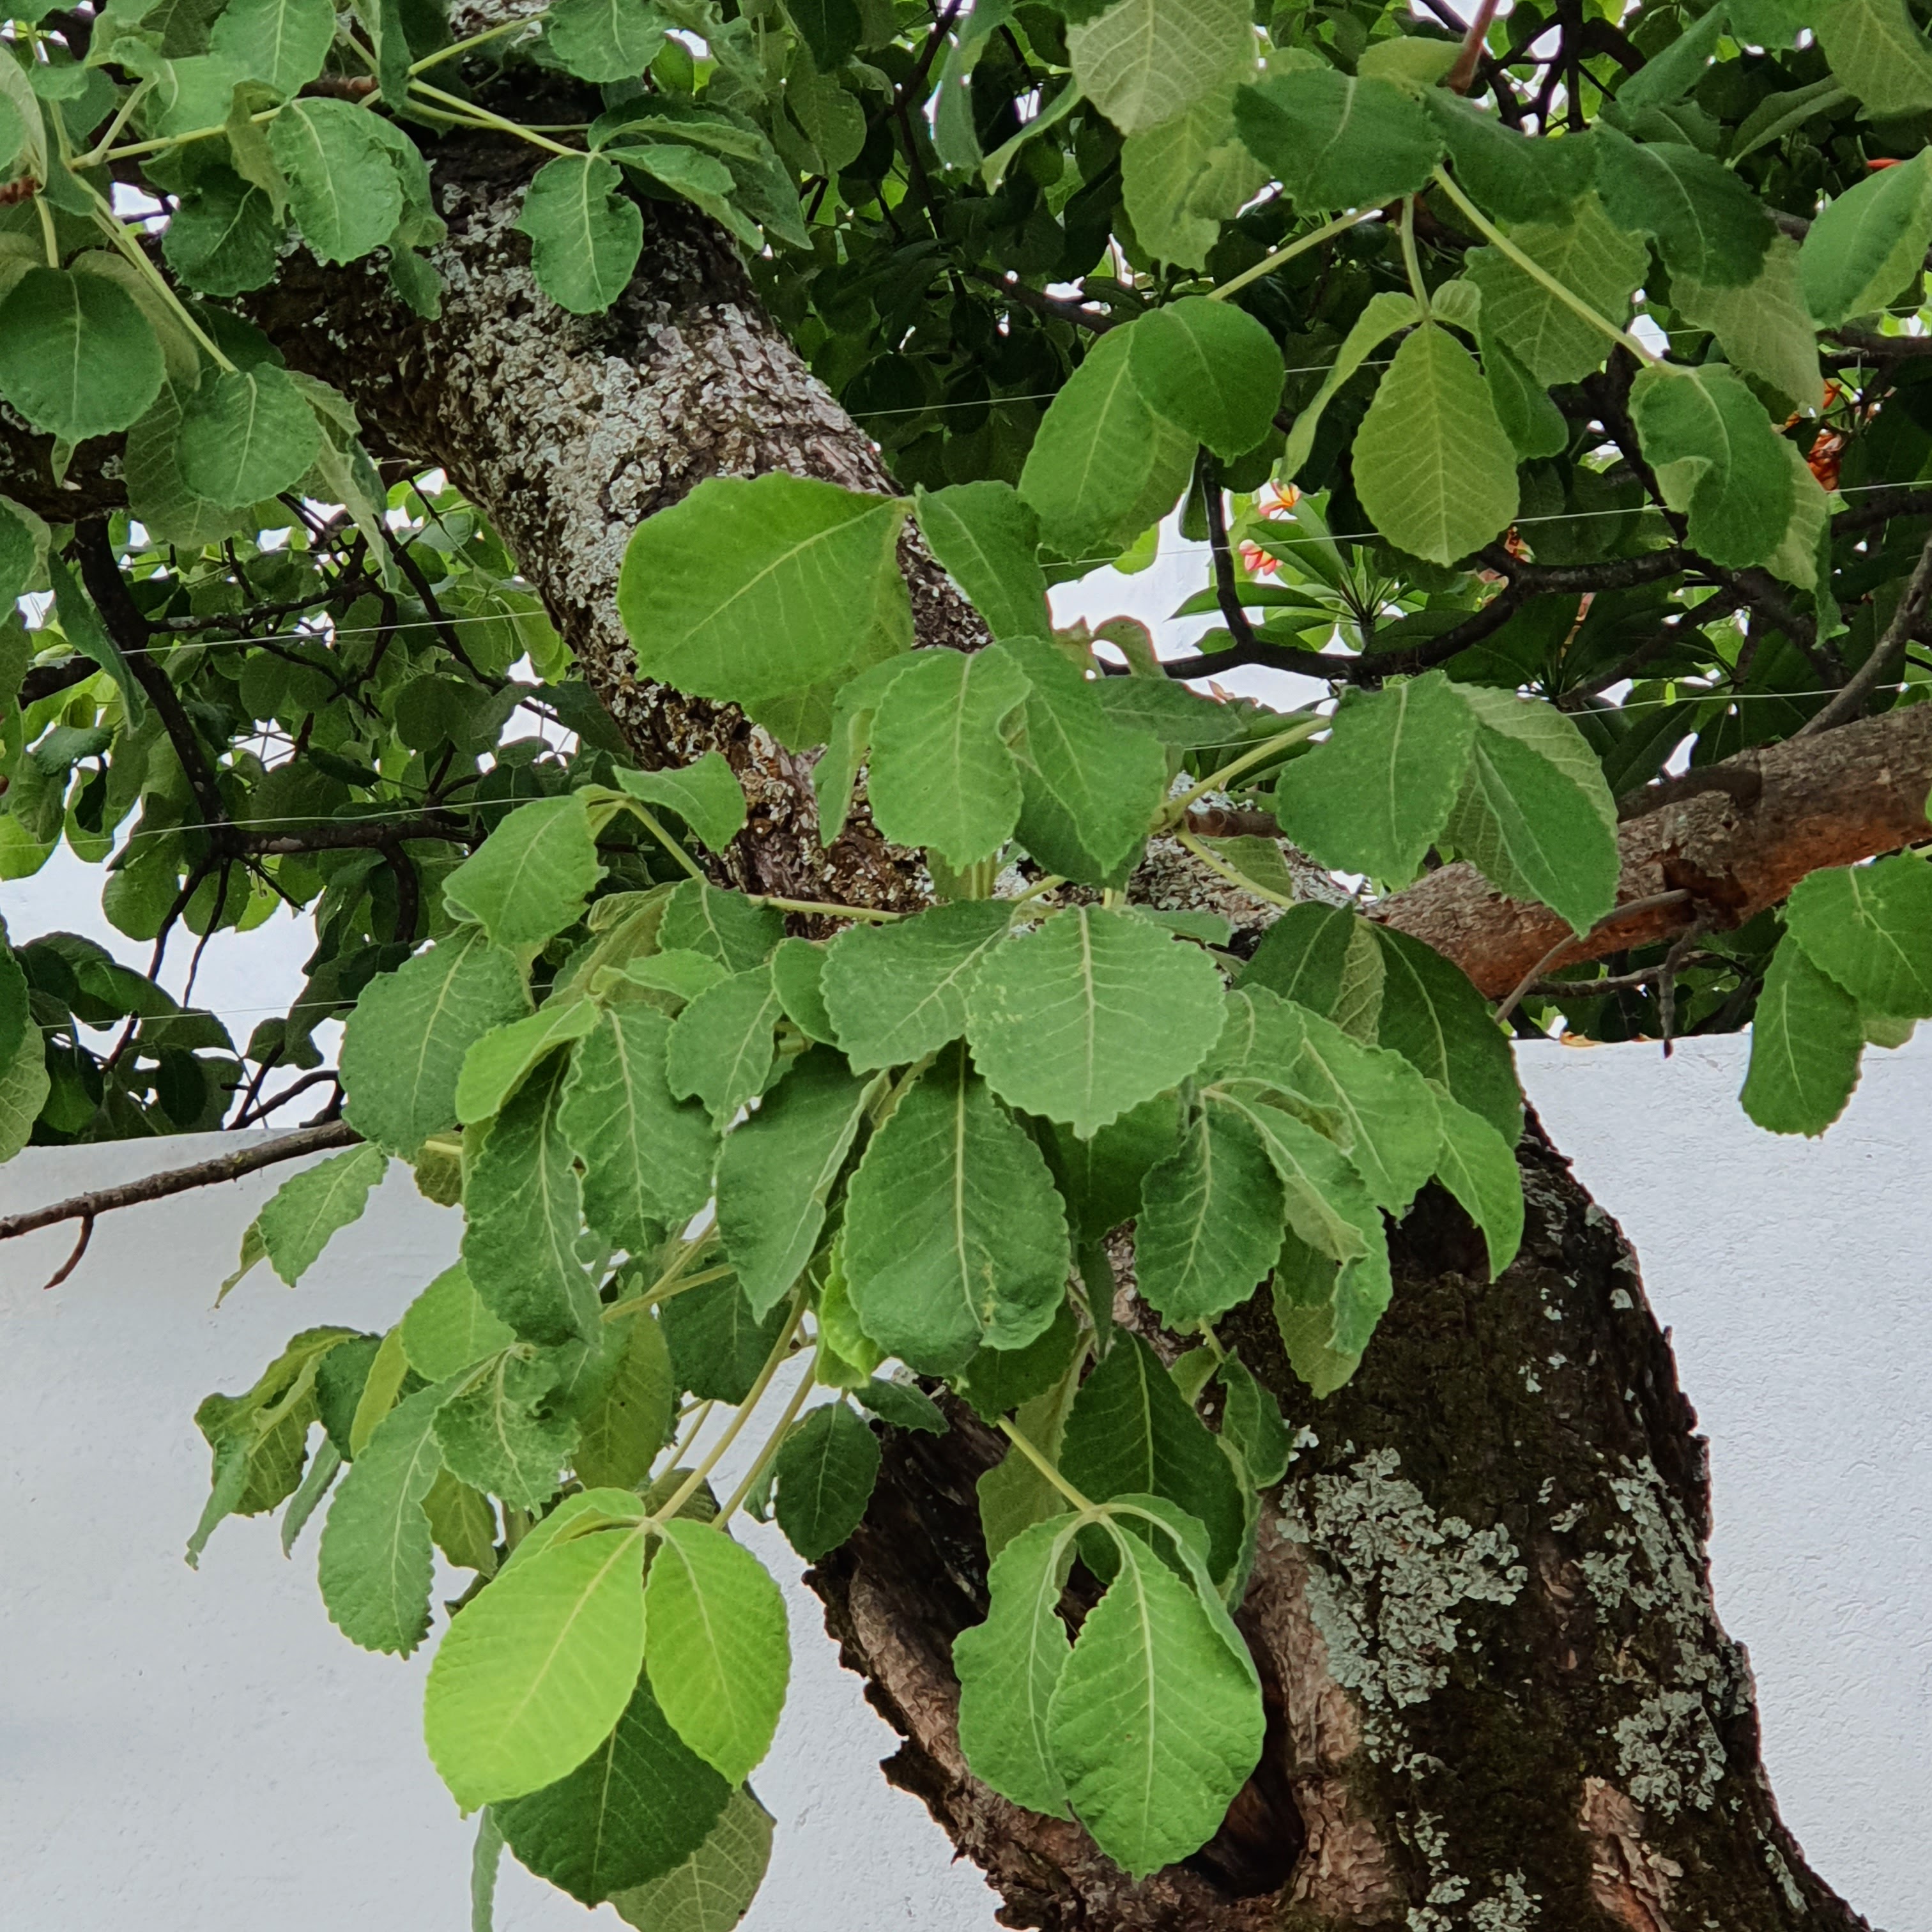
[{"left": 812, "top": 1132, "right": 1872, "bottom": 1932}]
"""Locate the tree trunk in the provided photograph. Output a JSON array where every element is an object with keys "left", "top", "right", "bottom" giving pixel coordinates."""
[{"left": 56, "top": 151, "right": 1868, "bottom": 1930}]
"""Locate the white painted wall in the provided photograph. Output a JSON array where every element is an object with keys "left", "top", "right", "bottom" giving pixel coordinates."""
[{"left": 1, "top": 1032, "right": 1926, "bottom": 1932}]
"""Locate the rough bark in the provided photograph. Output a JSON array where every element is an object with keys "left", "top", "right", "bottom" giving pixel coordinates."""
[
  {"left": 812, "top": 1131, "right": 1872, "bottom": 1932},
  {"left": 1378, "top": 707, "right": 1932, "bottom": 997}
]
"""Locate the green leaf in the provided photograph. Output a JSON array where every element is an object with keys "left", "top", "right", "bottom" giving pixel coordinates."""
[
  {"left": 610, "top": 1788, "right": 774, "bottom": 1932},
  {"left": 562, "top": 1003, "right": 718, "bottom": 1247},
  {"left": 1784, "top": 855, "right": 1932, "bottom": 1017},
  {"left": 445, "top": 793, "right": 604, "bottom": 949},
  {"left": 160, "top": 166, "right": 282, "bottom": 296},
  {"left": 1818, "top": 0, "right": 1932, "bottom": 116},
  {"left": 1135, "top": 1101, "right": 1284, "bottom": 1326},
  {"left": 666, "top": 963, "right": 784, "bottom": 1126},
  {"left": 1424, "top": 91, "right": 1586, "bottom": 225},
  {"left": 574, "top": 1310, "right": 675, "bottom": 1489},
  {"left": 660, "top": 879, "right": 785, "bottom": 974},
  {"left": 717, "top": 1046, "right": 878, "bottom": 1314},
  {"left": 1279, "top": 289, "right": 1418, "bottom": 483},
  {"left": 643, "top": 1517, "right": 789, "bottom": 1784},
  {"left": 953, "top": 1512, "right": 1078, "bottom": 1817},
  {"left": 1058, "top": 1332, "right": 1245, "bottom": 1579},
  {"left": 1125, "top": 297, "right": 1284, "bottom": 463},
  {"left": 1372, "top": 925, "right": 1522, "bottom": 1140},
  {"left": 612, "top": 752, "right": 747, "bottom": 852},
  {"left": 912, "top": 482, "right": 1051, "bottom": 643},
  {"left": 547, "top": 0, "right": 666, "bottom": 82},
  {"left": 1121, "top": 88, "right": 1268, "bottom": 271},
  {"left": 1441, "top": 686, "right": 1619, "bottom": 935},
  {"left": 317, "top": 1380, "right": 448, "bottom": 1655},
  {"left": 402, "top": 1262, "right": 519, "bottom": 1381},
  {"left": 1629, "top": 362, "right": 1794, "bottom": 569},
  {"left": 341, "top": 930, "right": 531, "bottom": 1156},
  {"left": 471, "top": 1811, "right": 505, "bottom": 1932},
  {"left": 425, "top": 1522, "right": 650, "bottom": 1807},
  {"left": 1271, "top": 1236, "right": 1360, "bottom": 1396},
  {"left": 1046, "top": 1525, "right": 1264, "bottom": 1876},
  {"left": 822, "top": 899, "right": 1012, "bottom": 1070},
  {"left": 1800, "top": 148, "right": 1932, "bottom": 329},
  {"left": 1237, "top": 901, "right": 1356, "bottom": 1014},
  {"left": 1464, "top": 194, "right": 1648, "bottom": 386},
  {"left": 1068, "top": 0, "right": 1252, "bottom": 137},
  {"left": 618, "top": 476, "right": 911, "bottom": 730},
  {"left": 1214, "top": 1354, "right": 1291, "bottom": 1487},
  {"left": 1271, "top": 671, "right": 1475, "bottom": 885},
  {"left": 849, "top": 1375, "right": 949, "bottom": 1434},
  {"left": 256, "top": 1141, "right": 388, "bottom": 1285},
  {"left": 0, "top": 266, "right": 165, "bottom": 441},
  {"left": 515, "top": 153, "right": 643, "bottom": 314},
  {"left": 864, "top": 642, "right": 1032, "bottom": 867},
  {"left": 1673, "top": 234, "right": 1821, "bottom": 420},
  {"left": 662, "top": 1277, "right": 791, "bottom": 1403},
  {"left": 1482, "top": 323, "right": 1570, "bottom": 461},
  {"left": 1233, "top": 68, "right": 1442, "bottom": 211},
  {"left": 608, "top": 142, "right": 760, "bottom": 254},
  {"left": 1429, "top": 1084, "right": 1523, "bottom": 1278},
  {"left": 1042, "top": 1091, "right": 1181, "bottom": 1241},
  {"left": 954, "top": 1301, "right": 1084, "bottom": 1424},
  {"left": 208, "top": 0, "right": 334, "bottom": 95},
  {"left": 463, "top": 1054, "right": 601, "bottom": 1347},
  {"left": 457, "top": 999, "right": 599, "bottom": 1129},
  {"left": 496, "top": 1666, "right": 727, "bottom": 1905},
  {"left": 810, "top": 656, "right": 908, "bottom": 848},
  {"left": 772, "top": 1400, "right": 880, "bottom": 1560},
  {"left": 968, "top": 906, "right": 1226, "bottom": 1137},
  {"left": 434, "top": 1358, "right": 578, "bottom": 1510},
  {"left": 844, "top": 1043, "right": 1070, "bottom": 1373},
  {"left": 125, "top": 379, "right": 250, "bottom": 548},
  {"left": 1353, "top": 322, "right": 1518, "bottom": 567},
  {"left": 268, "top": 98, "right": 404, "bottom": 264},
  {"left": 769, "top": 937, "right": 836, "bottom": 1043},
  {"left": 1741, "top": 928, "right": 1865, "bottom": 1135},
  {"left": 1007, "top": 636, "right": 1169, "bottom": 885},
  {"left": 1595, "top": 130, "right": 1773, "bottom": 289}
]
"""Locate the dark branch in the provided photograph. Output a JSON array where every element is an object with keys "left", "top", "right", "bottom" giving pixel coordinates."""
[{"left": 962, "top": 267, "right": 1117, "bottom": 332}]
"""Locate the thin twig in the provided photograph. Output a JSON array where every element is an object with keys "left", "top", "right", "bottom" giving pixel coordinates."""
[
  {"left": 40, "top": 1215, "right": 95, "bottom": 1291},
  {"left": 1800, "top": 525, "right": 1932, "bottom": 735},
  {"left": 1446, "top": 0, "right": 1503, "bottom": 93},
  {"left": 1493, "top": 890, "right": 1694, "bottom": 1026}
]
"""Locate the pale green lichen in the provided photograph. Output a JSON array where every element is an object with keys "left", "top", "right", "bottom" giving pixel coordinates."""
[
  {"left": 1762, "top": 1837, "right": 1805, "bottom": 1912},
  {"left": 1615, "top": 1688, "right": 1727, "bottom": 1817},
  {"left": 1469, "top": 1873, "right": 1541, "bottom": 1930}
]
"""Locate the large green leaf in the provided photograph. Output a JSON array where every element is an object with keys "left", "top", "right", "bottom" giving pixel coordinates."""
[
  {"left": 1135, "top": 1101, "right": 1284, "bottom": 1326},
  {"left": 610, "top": 1788, "right": 774, "bottom": 1932},
  {"left": 772, "top": 1400, "right": 881, "bottom": 1560},
  {"left": 177, "top": 364, "right": 325, "bottom": 509},
  {"left": 1354, "top": 321, "right": 1518, "bottom": 566},
  {"left": 444, "top": 793, "right": 605, "bottom": 949},
  {"left": 1279, "top": 290, "right": 1418, "bottom": 483},
  {"left": 1740, "top": 930, "right": 1865, "bottom": 1135},
  {"left": 1271, "top": 670, "right": 1475, "bottom": 885},
  {"left": 642, "top": 1519, "right": 789, "bottom": 1784},
  {"left": 1046, "top": 1526, "right": 1264, "bottom": 1876},
  {"left": 1042, "top": 1091, "right": 1182, "bottom": 1241},
  {"left": 208, "top": 0, "right": 334, "bottom": 95},
  {"left": 1425, "top": 90, "right": 1587, "bottom": 224},
  {"left": 1800, "top": 148, "right": 1932, "bottom": 328},
  {"left": 966, "top": 907, "right": 1227, "bottom": 1137},
  {"left": 659, "top": 879, "right": 785, "bottom": 973},
  {"left": 1125, "top": 297, "right": 1284, "bottom": 463},
  {"left": 1784, "top": 855, "right": 1932, "bottom": 1018},
  {"left": 618, "top": 475, "right": 911, "bottom": 730},
  {"left": 843, "top": 1043, "right": 1070, "bottom": 1373},
  {"left": 1233, "top": 68, "right": 1441, "bottom": 211},
  {"left": 1120, "top": 87, "right": 1267, "bottom": 271},
  {"left": 1371, "top": 926, "right": 1522, "bottom": 1140},
  {"left": 0, "top": 267, "right": 165, "bottom": 442},
  {"left": 254, "top": 1142, "right": 387, "bottom": 1285},
  {"left": 547, "top": 0, "right": 667, "bottom": 82},
  {"left": 822, "top": 900, "right": 1014, "bottom": 1070},
  {"left": 425, "top": 1522, "right": 650, "bottom": 1807},
  {"left": 161, "top": 167, "right": 282, "bottom": 295},
  {"left": 401, "top": 1262, "right": 518, "bottom": 1382},
  {"left": 515, "top": 153, "right": 644, "bottom": 314},
  {"left": 1068, "top": 0, "right": 1252, "bottom": 136},
  {"left": 612, "top": 753, "right": 747, "bottom": 853},
  {"left": 913, "top": 482, "right": 1052, "bottom": 642},
  {"left": 1817, "top": 0, "right": 1932, "bottom": 116},
  {"left": 268, "top": 98, "right": 404, "bottom": 263},
  {"left": 1595, "top": 130, "right": 1773, "bottom": 289},
  {"left": 661, "top": 1277, "right": 791, "bottom": 1403},
  {"left": 457, "top": 999, "right": 600, "bottom": 1126},
  {"left": 574, "top": 1311, "right": 675, "bottom": 1489},
  {"left": 665, "top": 964, "right": 784, "bottom": 1126},
  {"left": 1675, "top": 235, "right": 1821, "bottom": 420},
  {"left": 953, "top": 1512, "right": 1079, "bottom": 1817},
  {"left": 716, "top": 1046, "right": 878, "bottom": 1314},
  {"left": 341, "top": 930, "right": 530, "bottom": 1156}
]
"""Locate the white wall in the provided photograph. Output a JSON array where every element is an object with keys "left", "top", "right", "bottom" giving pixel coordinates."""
[{"left": 0, "top": 1033, "right": 1925, "bottom": 1932}]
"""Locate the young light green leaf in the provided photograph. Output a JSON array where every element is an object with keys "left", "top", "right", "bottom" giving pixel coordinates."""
[
  {"left": 913, "top": 481, "right": 1051, "bottom": 642},
  {"left": 1068, "top": 0, "right": 1252, "bottom": 137},
  {"left": 464, "top": 1054, "right": 601, "bottom": 1347},
  {"left": 618, "top": 476, "right": 912, "bottom": 730},
  {"left": 1280, "top": 290, "right": 1418, "bottom": 482},
  {"left": 612, "top": 752, "right": 747, "bottom": 852},
  {"left": 562, "top": 1003, "right": 718, "bottom": 1247},
  {"left": 1233, "top": 68, "right": 1441, "bottom": 211},
  {"left": 865, "top": 642, "right": 1031, "bottom": 868},
  {"left": 843, "top": 1043, "right": 1070, "bottom": 1373},
  {"left": 1353, "top": 321, "right": 1518, "bottom": 566},
  {"left": 516, "top": 153, "right": 644, "bottom": 314},
  {"left": 547, "top": 0, "right": 666, "bottom": 82},
  {"left": 1800, "top": 148, "right": 1932, "bottom": 328},
  {"left": 434, "top": 1358, "right": 579, "bottom": 1510},
  {"left": 953, "top": 1512, "right": 1079, "bottom": 1817},
  {"left": 1135, "top": 1101, "right": 1284, "bottom": 1327},
  {"left": 1816, "top": 0, "right": 1932, "bottom": 117},
  {"left": 0, "top": 266, "right": 165, "bottom": 442},
  {"left": 1046, "top": 1526, "right": 1264, "bottom": 1876},
  {"left": 1740, "top": 929, "right": 1865, "bottom": 1135},
  {"left": 318, "top": 1380, "right": 448, "bottom": 1655},
  {"left": 402, "top": 1262, "right": 519, "bottom": 1381},
  {"left": 1629, "top": 361, "right": 1794, "bottom": 569},
  {"left": 1126, "top": 296, "right": 1284, "bottom": 463},
  {"left": 643, "top": 1517, "right": 789, "bottom": 1784},
  {"left": 574, "top": 1310, "right": 674, "bottom": 1489},
  {"left": 1675, "top": 234, "right": 1821, "bottom": 420},
  {"left": 1429, "top": 1084, "right": 1524, "bottom": 1277},
  {"left": 967, "top": 906, "right": 1227, "bottom": 1137},
  {"left": 1784, "top": 855, "right": 1932, "bottom": 1018},
  {"left": 456, "top": 998, "right": 597, "bottom": 1126},
  {"left": 772, "top": 1400, "right": 881, "bottom": 1560},
  {"left": 1442, "top": 685, "right": 1620, "bottom": 935},
  {"left": 496, "top": 1667, "right": 728, "bottom": 1905},
  {"left": 717, "top": 1046, "right": 878, "bottom": 1314},
  {"left": 1372, "top": 926, "right": 1522, "bottom": 1140},
  {"left": 822, "top": 899, "right": 1013, "bottom": 1071},
  {"left": 425, "top": 1522, "right": 650, "bottom": 1807},
  {"left": 341, "top": 930, "right": 531, "bottom": 1156},
  {"left": 1271, "top": 670, "right": 1475, "bottom": 885},
  {"left": 256, "top": 1141, "right": 388, "bottom": 1285},
  {"left": 610, "top": 1788, "right": 774, "bottom": 1932},
  {"left": 444, "top": 792, "right": 604, "bottom": 948},
  {"left": 268, "top": 98, "right": 404, "bottom": 263},
  {"left": 666, "top": 963, "right": 783, "bottom": 1126},
  {"left": 1121, "top": 88, "right": 1266, "bottom": 271},
  {"left": 208, "top": 0, "right": 334, "bottom": 96}
]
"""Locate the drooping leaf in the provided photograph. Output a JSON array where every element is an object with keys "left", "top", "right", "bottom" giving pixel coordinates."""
[
  {"left": 913, "top": 482, "right": 1052, "bottom": 642},
  {"left": 821, "top": 899, "right": 1014, "bottom": 1070},
  {"left": 1816, "top": 0, "right": 1932, "bottom": 118},
  {"left": 1213, "top": 1354, "right": 1291, "bottom": 1487},
  {"left": 1429, "top": 1084, "right": 1524, "bottom": 1278},
  {"left": 1370, "top": 926, "right": 1522, "bottom": 1140},
  {"left": 848, "top": 1374, "right": 949, "bottom": 1434},
  {"left": 612, "top": 752, "right": 748, "bottom": 852},
  {"left": 1595, "top": 129, "right": 1774, "bottom": 289},
  {"left": 268, "top": 98, "right": 404, "bottom": 263},
  {"left": 0, "top": 266, "right": 166, "bottom": 442},
  {"left": 1674, "top": 234, "right": 1822, "bottom": 420},
  {"left": 772, "top": 1399, "right": 881, "bottom": 1560},
  {"left": 1125, "top": 297, "right": 1284, "bottom": 463},
  {"left": 1279, "top": 289, "right": 1419, "bottom": 483},
  {"left": 574, "top": 1310, "right": 675, "bottom": 1489},
  {"left": 1121, "top": 87, "right": 1268, "bottom": 271},
  {"left": 402, "top": 1262, "right": 519, "bottom": 1382},
  {"left": 1135, "top": 1101, "right": 1284, "bottom": 1326},
  {"left": 1784, "top": 855, "right": 1932, "bottom": 1018},
  {"left": 1233, "top": 67, "right": 1442, "bottom": 211},
  {"left": 1800, "top": 148, "right": 1932, "bottom": 329},
  {"left": 769, "top": 937, "right": 836, "bottom": 1044},
  {"left": 443, "top": 792, "right": 604, "bottom": 948},
  {"left": 255, "top": 1141, "right": 388, "bottom": 1285},
  {"left": 1068, "top": 0, "right": 1253, "bottom": 137},
  {"left": 1741, "top": 928, "right": 1866, "bottom": 1135},
  {"left": 610, "top": 1788, "right": 775, "bottom": 1932}
]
